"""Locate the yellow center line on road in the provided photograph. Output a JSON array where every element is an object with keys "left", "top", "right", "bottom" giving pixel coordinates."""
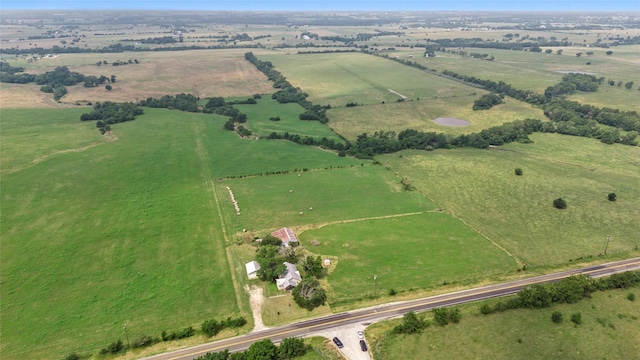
[{"left": 167, "top": 259, "right": 640, "bottom": 360}]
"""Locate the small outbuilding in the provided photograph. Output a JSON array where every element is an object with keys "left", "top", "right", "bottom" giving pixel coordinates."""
[{"left": 245, "top": 260, "right": 261, "bottom": 280}]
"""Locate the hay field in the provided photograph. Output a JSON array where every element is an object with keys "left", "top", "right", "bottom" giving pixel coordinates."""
[
  {"left": 0, "top": 108, "right": 242, "bottom": 359},
  {"left": 327, "top": 96, "right": 545, "bottom": 141},
  {"left": 218, "top": 165, "right": 434, "bottom": 235},
  {"left": 1, "top": 49, "right": 275, "bottom": 108},
  {"left": 379, "top": 133, "right": 640, "bottom": 266}
]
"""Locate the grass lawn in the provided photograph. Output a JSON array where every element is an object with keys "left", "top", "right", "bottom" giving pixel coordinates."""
[
  {"left": 378, "top": 133, "right": 640, "bottom": 266},
  {"left": 368, "top": 284, "right": 640, "bottom": 360},
  {"left": 217, "top": 165, "right": 435, "bottom": 236},
  {"left": 326, "top": 95, "right": 545, "bottom": 141},
  {"left": 299, "top": 213, "right": 517, "bottom": 307},
  {"left": 260, "top": 52, "right": 477, "bottom": 107},
  {"left": 0, "top": 108, "right": 240, "bottom": 359},
  {"left": 233, "top": 97, "right": 343, "bottom": 142}
]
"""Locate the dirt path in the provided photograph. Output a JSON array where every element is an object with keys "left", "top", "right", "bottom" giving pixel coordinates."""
[
  {"left": 245, "top": 285, "right": 267, "bottom": 331},
  {"left": 388, "top": 89, "right": 407, "bottom": 100}
]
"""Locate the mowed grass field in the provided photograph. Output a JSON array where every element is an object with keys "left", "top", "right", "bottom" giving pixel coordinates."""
[
  {"left": 0, "top": 108, "right": 244, "bottom": 359},
  {"left": 260, "top": 52, "right": 477, "bottom": 107},
  {"left": 369, "top": 285, "right": 640, "bottom": 360},
  {"left": 233, "top": 97, "right": 343, "bottom": 142},
  {"left": 0, "top": 108, "right": 110, "bottom": 175},
  {"left": 327, "top": 95, "right": 545, "bottom": 141},
  {"left": 218, "top": 165, "right": 434, "bottom": 235},
  {"left": 0, "top": 49, "right": 275, "bottom": 108},
  {"left": 299, "top": 213, "right": 517, "bottom": 306},
  {"left": 379, "top": 133, "right": 640, "bottom": 266}
]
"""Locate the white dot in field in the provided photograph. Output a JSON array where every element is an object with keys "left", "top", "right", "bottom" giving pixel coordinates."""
[{"left": 290, "top": 190, "right": 293, "bottom": 193}]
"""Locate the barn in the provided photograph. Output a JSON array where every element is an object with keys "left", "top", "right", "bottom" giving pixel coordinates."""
[{"left": 271, "top": 227, "right": 299, "bottom": 247}]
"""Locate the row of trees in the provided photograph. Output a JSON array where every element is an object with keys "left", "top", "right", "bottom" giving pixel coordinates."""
[
  {"left": 480, "top": 272, "right": 640, "bottom": 315},
  {"left": 543, "top": 73, "right": 599, "bottom": 98},
  {"left": 472, "top": 93, "right": 504, "bottom": 110},
  {"left": 194, "top": 337, "right": 307, "bottom": 360},
  {"left": 139, "top": 93, "right": 200, "bottom": 112},
  {"left": 244, "top": 52, "right": 330, "bottom": 124}
]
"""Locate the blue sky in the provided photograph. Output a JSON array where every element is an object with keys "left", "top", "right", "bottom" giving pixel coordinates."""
[{"left": 1, "top": 0, "right": 639, "bottom": 11}]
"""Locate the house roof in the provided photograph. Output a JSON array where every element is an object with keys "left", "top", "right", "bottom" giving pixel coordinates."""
[
  {"left": 245, "top": 260, "right": 261, "bottom": 274},
  {"left": 276, "top": 262, "right": 302, "bottom": 290},
  {"left": 271, "top": 227, "right": 298, "bottom": 245}
]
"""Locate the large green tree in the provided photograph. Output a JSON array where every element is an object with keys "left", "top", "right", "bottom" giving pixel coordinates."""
[
  {"left": 292, "top": 278, "right": 327, "bottom": 311},
  {"left": 246, "top": 339, "right": 278, "bottom": 360}
]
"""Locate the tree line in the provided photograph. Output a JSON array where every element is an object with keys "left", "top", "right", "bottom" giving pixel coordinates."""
[
  {"left": 244, "top": 52, "right": 330, "bottom": 124},
  {"left": 80, "top": 101, "right": 143, "bottom": 134},
  {"left": 194, "top": 337, "right": 308, "bottom": 360}
]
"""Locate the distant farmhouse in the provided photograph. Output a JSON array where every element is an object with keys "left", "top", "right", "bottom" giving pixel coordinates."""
[
  {"left": 271, "top": 227, "right": 299, "bottom": 247},
  {"left": 245, "top": 260, "right": 261, "bottom": 280},
  {"left": 276, "top": 262, "right": 302, "bottom": 291}
]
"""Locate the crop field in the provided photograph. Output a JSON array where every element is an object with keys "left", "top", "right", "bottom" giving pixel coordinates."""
[
  {"left": 260, "top": 52, "right": 477, "bottom": 106},
  {"left": 0, "top": 109, "right": 242, "bottom": 358},
  {"left": 378, "top": 133, "right": 640, "bottom": 266},
  {"left": 368, "top": 285, "right": 640, "bottom": 360},
  {"left": 326, "top": 95, "right": 545, "bottom": 141},
  {"left": 218, "top": 165, "right": 434, "bottom": 235},
  {"left": 299, "top": 213, "right": 517, "bottom": 306},
  {"left": 233, "top": 97, "right": 343, "bottom": 141},
  {"left": 0, "top": 49, "right": 275, "bottom": 108}
]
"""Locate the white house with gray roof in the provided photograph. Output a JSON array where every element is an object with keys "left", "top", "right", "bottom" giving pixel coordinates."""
[{"left": 276, "top": 262, "right": 302, "bottom": 291}]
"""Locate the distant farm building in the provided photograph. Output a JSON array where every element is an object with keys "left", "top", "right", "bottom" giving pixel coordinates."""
[
  {"left": 245, "top": 261, "right": 261, "bottom": 280},
  {"left": 276, "top": 262, "right": 302, "bottom": 291},
  {"left": 271, "top": 227, "right": 299, "bottom": 247}
]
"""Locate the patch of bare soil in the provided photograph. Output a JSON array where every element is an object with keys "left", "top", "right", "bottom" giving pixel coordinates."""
[
  {"left": 434, "top": 117, "right": 471, "bottom": 127},
  {"left": 246, "top": 285, "right": 268, "bottom": 331}
]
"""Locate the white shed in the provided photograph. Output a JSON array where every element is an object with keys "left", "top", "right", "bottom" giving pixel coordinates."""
[{"left": 245, "top": 261, "right": 261, "bottom": 280}]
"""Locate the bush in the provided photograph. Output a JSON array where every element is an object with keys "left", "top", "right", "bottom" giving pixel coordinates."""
[
  {"left": 388, "top": 288, "right": 397, "bottom": 296},
  {"left": 278, "top": 337, "right": 308, "bottom": 359},
  {"left": 571, "top": 312, "right": 582, "bottom": 325},
  {"left": 553, "top": 198, "right": 567, "bottom": 209},
  {"left": 551, "top": 311, "right": 563, "bottom": 323},
  {"left": 480, "top": 303, "right": 495, "bottom": 315},
  {"left": 608, "top": 193, "right": 617, "bottom": 201},
  {"left": 433, "top": 307, "right": 460, "bottom": 326},
  {"left": 63, "top": 353, "right": 81, "bottom": 360},
  {"left": 393, "top": 311, "right": 429, "bottom": 334},
  {"left": 515, "top": 168, "right": 523, "bottom": 176},
  {"left": 628, "top": 293, "right": 636, "bottom": 301}
]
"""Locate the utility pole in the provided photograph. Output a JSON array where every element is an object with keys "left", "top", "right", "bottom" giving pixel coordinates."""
[
  {"left": 604, "top": 235, "right": 611, "bottom": 255},
  {"left": 123, "top": 323, "right": 130, "bottom": 348},
  {"left": 373, "top": 274, "right": 377, "bottom": 297}
]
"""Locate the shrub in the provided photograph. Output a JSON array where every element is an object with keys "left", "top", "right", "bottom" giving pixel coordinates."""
[
  {"left": 480, "top": 303, "right": 495, "bottom": 315},
  {"left": 571, "top": 312, "right": 582, "bottom": 325},
  {"left": 628, "top": 293, "right": 636, "bottom": 301},
  {"left": 433, "top": 307, "right": 460, "bottom": 326},
  {"left": 551, "top": 311, "right": 563, "bottom": 323},
  {"left": 515, "top": 168, "right": 523, "bottom": 176},
  {"left": 278, "top": 337, "right": 308, "bottom": 359},
  {"left": 553, "top": 198, "right": 567, "bottom": 209},
  {"left": 393, "top": 311, "right": 429, "bottom": 334},
  {"left": 388, "top": 288, "right": 397, "bottom": 296},
  {"left": 64, "top": 353, "right": 81, "bottom": 360},
  {"left": 608, "top": 193, "right": 617, "bottom": 201}
]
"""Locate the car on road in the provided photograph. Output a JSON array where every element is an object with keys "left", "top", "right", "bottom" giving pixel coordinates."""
[
  {"left": 357, "top": 330, "right": 364, "bottom": 339},
  {"left": 332, "top": 337, "right": 343, "bottom": 348},
  {"left": 360, "top": 340, "right": 368, "bottom": 352}
]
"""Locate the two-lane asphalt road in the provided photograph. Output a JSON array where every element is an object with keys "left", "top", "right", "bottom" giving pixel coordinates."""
[{"left": 142, "top": 257, "right": 640, "bottom": 360}]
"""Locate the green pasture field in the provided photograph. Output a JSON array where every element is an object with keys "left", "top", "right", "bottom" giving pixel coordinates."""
[
  {"left": 0, "top": 108, "right": 108, "bottom": 175},
  {"left": 233, "top": 97, "right": 343, "bottom": 142},
  {"left": 378, "top": 133, "right": 640, "bottom": 266},
  {"left": 326, "top": 95, "right": 545, "bottom": 141},
  {"left": 202, "top": 127, "right": 362, "bottom": 180},
  {"left": 368, "top": 284, "right": 640, "bottom": 360},
  {"left": 260, "top": 52, "right": 477, "bottom": 107},
  {"left": 0, "top": 49, "right": 275, "bottom": 108},
  {"left": 299, "top": 213, "right": 517, "bottom": 306},
  {"left": 217, "top": 165, "right": 434, "bottom": 235},
  {"left": 0, "top": 108, "right": 243, "bottom": 359},
  {"left": 398, "top": 44, "right": 640, "bottom": 99}
]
